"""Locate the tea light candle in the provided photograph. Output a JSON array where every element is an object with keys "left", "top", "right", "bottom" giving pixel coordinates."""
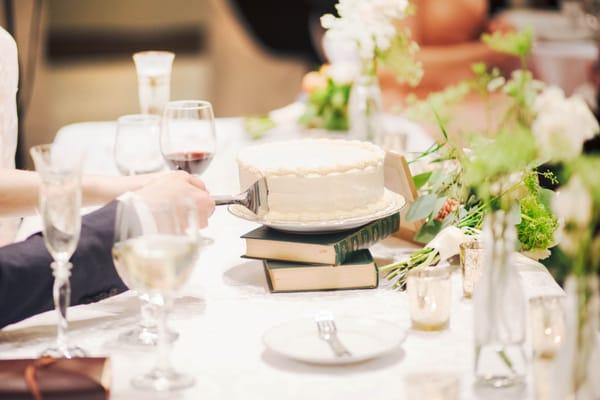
[
  {"left": 460, "top": 240, "right": 484, "bottom": 298},
  {"left": 529, "top": 295, "right": 565, "bottom": 360},
  {"left": 407, "top": 265, "right": 452, "bottom": 331}
]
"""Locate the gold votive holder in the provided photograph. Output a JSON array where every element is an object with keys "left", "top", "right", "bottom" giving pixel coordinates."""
[
  {"left": 407, "top": 265, "right": 452, "bottom": 331},
  {"left": 459, "top": 240, "right": 483, "bottom": 298},
  {"left": 529, "top": 295, "right": 565, "bottom": 360}
]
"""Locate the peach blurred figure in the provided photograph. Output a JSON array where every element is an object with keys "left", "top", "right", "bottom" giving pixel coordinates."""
[{"left": 381, "top": 0, "right": 519, "bottom": 102}]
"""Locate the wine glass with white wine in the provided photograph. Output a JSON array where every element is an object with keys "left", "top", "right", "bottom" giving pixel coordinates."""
[
  {"left": 30, "top": 144, "right": 85, "bottom": 358},
  {"left": 112, "top": 196, "right": 203, "bottom": 391},
  {"left": 113, "top": 113, "right": 174, "bottom": 347}
]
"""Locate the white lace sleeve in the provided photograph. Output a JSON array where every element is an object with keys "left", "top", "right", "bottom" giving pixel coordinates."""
[{"left": 0, "top": 27, "right": 20, "bottom": 244}]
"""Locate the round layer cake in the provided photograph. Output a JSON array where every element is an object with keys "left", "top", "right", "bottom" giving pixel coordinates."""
[{"left": 237, "top": 139, "right": 388, "bottom": 221}]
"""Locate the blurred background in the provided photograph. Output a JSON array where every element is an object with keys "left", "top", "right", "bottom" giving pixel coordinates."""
[{"left": 2, "top": 0, "right": 597, "bottom": 168}]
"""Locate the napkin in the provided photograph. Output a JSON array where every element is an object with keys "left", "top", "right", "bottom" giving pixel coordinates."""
[{"left": 0, "top": 357, "right": 111, "bottom": 400}]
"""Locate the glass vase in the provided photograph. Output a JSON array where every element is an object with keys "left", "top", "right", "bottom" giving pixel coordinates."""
[
  {"left": 552, "top": 275, "right": 600, "bottom": 400},
  {"left": 348, "top": 58, "right": 383, "bottom": 142},
  {"left": 473, "top": 210, "right": 527, "bottom": 388}
]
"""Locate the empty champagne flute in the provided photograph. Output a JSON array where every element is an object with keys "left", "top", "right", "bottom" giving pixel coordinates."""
[
  {"left": 114, "top": 114, "right": 164, "bottom": 176},
  {"left": 30, "top": 144, "right": 84, "bottom": 358},
  {"left": 112, "top": 197, "right": 202, "bottom": 391},
  {"left": 133, "top": 51, "right": 174, "bottom": 115}
]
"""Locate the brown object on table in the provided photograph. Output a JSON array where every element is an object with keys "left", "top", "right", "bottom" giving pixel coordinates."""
[
  {"left": 384, "top": 151, "right": 423, "bottom": 243},
  {"left": 0, "top": 357, "right": 111, "bottom": 400}
]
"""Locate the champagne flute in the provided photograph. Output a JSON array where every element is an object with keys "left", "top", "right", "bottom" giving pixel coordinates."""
[
  {"left": 30, "top": 144, "right": 84, "bottom": 358},
  {"left": 114, "top": 114, "right": 174, "bottom": 347},
  {"left": 113, "top": 197, "right": 202, "bottom": 391},
  {"left": 133, "top": 51, "right": 175, "bottom": 115},
  {"left": 160, "top": 100, "right": 216, "bottom": 243},
  {"left": 114, "top": 114, "right": 164, "bottom": 176}
]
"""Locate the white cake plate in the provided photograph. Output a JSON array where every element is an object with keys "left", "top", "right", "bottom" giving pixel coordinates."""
[{"left": 228, "top": 190, "right": 405, "bottom": 233}]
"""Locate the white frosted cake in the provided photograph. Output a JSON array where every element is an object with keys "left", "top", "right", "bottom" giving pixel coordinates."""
[{"left": 237, "top": 139, "right": 388, "bottom": 221}]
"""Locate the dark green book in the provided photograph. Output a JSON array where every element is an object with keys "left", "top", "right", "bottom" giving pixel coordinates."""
[
  {"left": 263, "top": 250, "right": 378, "bottom": 293},
  {"left": 242, "top": 213, "right": 400, "bottom": 265}
]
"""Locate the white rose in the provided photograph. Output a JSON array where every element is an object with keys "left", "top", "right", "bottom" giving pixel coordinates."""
[
  {"left": 533, "top": 86, "right": 565, "bottom": 114},
  {"left": 532, "top": 95, "right": 598, "bottom": 162},
  {"left": 326, "top": 62, "right": 358, "bottom": 84},
  {"left": 553, "top": 176, "right": 592, "bottom": 227},
  {"left": 568, "top": 96, "right": 599, "bottom": 141},
  {"left": 532, "top": 108, "right": 586, "bottom": 162}
]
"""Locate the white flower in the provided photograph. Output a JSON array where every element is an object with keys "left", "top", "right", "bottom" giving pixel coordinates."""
[
  {"left": 326, "top": 62, "right": 358, "bottom": 84},
  {"left": 533, "top": 86, "right": 565, "bottom": 114},
  {"left": 427, "top": 226, "right": 468, "bottom": 261},
  {"left": 321, "top": 0, "right": 409, "bottom": 60},
  {"left": 553, "top": 176, "right": 592, "bottom": 227},
  {"left": 532, "top": 88, "right": 599, "bottom": 162}
]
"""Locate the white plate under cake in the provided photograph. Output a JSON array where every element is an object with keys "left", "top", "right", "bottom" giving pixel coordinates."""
[{"left": 236, "top": 139, "right": 402, "bottom": 225}]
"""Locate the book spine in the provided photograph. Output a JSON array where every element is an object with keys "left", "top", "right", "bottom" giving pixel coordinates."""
[{"left": 333, "top": 213, "right": 400, "bottom": 264}]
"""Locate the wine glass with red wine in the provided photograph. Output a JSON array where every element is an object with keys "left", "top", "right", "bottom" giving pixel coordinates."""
[
  {"left": 161, "top": 100, "right": 216, "bottom": 243},
  {"left": 160, "top": 100, "right": 216, "bottom": 176}
]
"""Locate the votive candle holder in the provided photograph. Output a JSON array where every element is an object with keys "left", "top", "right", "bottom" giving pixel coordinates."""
[
  {"left": 407, "top": 265, "right": 452, "bottom": 331},
  {"left": 529, "top": 295, "right": 565, "bottom": 360}
]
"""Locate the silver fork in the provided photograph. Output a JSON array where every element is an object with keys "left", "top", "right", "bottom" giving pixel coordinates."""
[{"left": 316, "top": 319, "right": 352, "bottom": 358}]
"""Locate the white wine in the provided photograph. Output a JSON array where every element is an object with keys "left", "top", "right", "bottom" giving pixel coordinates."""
[{"left": 112, "top": 234, "right": 198, "bottom": 295}]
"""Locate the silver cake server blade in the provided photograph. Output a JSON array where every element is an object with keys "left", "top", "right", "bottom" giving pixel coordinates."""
[{"left": 212, "top": 177, "right": 269, "bottom": 218}]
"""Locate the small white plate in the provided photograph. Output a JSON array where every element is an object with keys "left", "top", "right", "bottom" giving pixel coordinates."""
[
  {"left": 228, "top": 190, "right": 405, "bottom": 233},
  {"left": 263, "top": 317, "right": 406, "bottom": 365}
]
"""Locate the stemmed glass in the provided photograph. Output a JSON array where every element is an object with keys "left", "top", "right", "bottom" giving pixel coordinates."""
[
  {"left": 160, "top": 100, "right": 216, "bottom": 243},
  {"left": 114, "top": 114, "right": 164, "bottom": 176},
  {"left": 133, "top": 51, "right": 175, "bottom": 115},
  {"left": 112, "top": 197, "right": 202, "bottom": 391},
  {"left": 114, "top": 114, "right": 173, "bottom": 347},
  {"left": 160, "top": 100, "right": 216, "bottom": 177},
  {"left": 30, "top": 144, "right": 84, "bottom": 358}
]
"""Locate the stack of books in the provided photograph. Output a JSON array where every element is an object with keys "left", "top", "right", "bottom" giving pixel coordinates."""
[{"left": 241, "top": 213, "right": 400, "bottom": 293}]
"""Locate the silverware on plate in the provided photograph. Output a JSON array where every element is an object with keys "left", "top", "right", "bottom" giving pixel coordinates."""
[
  {"left": 212, "top": 177, "right": 269, "bottom": 218},
  {"left": 316, "top": 318, "right": 352, "bottom": 358}
]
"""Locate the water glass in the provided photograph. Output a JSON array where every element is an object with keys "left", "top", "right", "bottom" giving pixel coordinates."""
[
  {"left": 114, "top": 114, "right": 163, "bottom": 176},
  {"left": 30, "top": 144, "right": 84, "bottom": 358},
  {"left": 460, "top": 240, "right": 484, "bottom": 298},
  {"left": 407, "top": 265, "right": 452, "bottom": 331},
  {"left": 133, "top": 51, "right": 174, "bottom": 115},
  {"left": 113, "top": 197, "right": 203, "bottom": 391},
  {"left": 529, "top": 295, "right": 565, "bottom": 360}
]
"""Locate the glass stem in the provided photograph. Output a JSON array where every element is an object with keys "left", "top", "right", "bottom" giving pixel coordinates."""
[
  {"left": 52, "top": 261, "right": 72, "bottom": 353},
  {"left": 140, "top": 293, "right": 158, "bottom": 330},
  {"left": 155, "top": 296, "right": 172, "bottom": 374}
]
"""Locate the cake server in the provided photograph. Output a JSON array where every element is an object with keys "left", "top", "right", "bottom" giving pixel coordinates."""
[{"left": 212, "top": 177, "right": 269, "bottom": 218}]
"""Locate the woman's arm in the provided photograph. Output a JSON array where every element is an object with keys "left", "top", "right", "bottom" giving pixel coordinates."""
[{"left": 0, "top": 169, "right": 161, "bottom": 217}]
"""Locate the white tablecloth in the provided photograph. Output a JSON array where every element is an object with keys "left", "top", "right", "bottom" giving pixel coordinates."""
[{"left": 1, "top": 118, "right": 563, "bottom": 399}]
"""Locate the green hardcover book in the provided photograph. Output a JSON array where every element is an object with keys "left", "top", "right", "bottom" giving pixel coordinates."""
[
  {"left": 242, "top": 213, "right": 400, "bottom": 265},
  {"left": 263, "top": 250, "right": 378, "bottom": 293}
]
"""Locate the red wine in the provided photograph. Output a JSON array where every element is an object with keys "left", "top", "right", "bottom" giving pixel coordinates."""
[{"left": 164, "top": 151, "right": 214, "bottom": 175}]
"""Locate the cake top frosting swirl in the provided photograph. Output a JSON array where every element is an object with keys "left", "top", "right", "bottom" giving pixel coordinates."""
[{"left": 237, "top": 139, "right": 385, "bottom": 177}]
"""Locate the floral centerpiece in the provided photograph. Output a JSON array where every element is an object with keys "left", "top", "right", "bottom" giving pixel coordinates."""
[
  {"left": 381, "top": 28, "right": 599, "bottom": 388},
  {"left": 320, "top": 0, "right": 422, "bottom": 140}
]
